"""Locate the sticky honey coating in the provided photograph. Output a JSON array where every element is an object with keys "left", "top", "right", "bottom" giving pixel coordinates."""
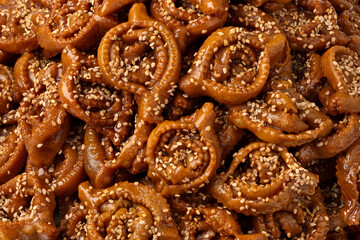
[{"left": 0, "top": 0, "right": 359, "bottom": 239}]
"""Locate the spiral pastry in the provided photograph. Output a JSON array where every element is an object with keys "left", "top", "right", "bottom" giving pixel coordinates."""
[
  {"left": 179, "top": 26, "right": 287, "bottom": 105},
  {"left": 59, "top": 45, "right": 134, "bottom": 145},
  {"left": 179, "top": 206, "right": 267, "bottom": 240},
  {"left": 50, "top": 124, "right": 86, "bottom": 197},
  {"left": 78, "top": 181, "right": 181, "bottom": 239},
  {"left": 267, "top": 0, "right": 348, "bottom": 51},
  {"left": 0, "top": 173, "right": 58, "bottom": 239},
  {"left": 18, "top": 63, "right": 71, "bottom": 167},
  {"left": 229, "top": 89, "right": 333, "bottom": 147},
  {"left": 0, "top": 125, "right": 27, "bottom": 185},
  {"left": 0, "top": 0, "right": 51, "bottom": 53},
  {"left": 98, "top": 3, "right": 181, "bottom": 124},
  {"left": 13, "top": 52, "right": 51, "bottom": 101},
  {"left": 336, "top": 137, "right": 360, "bottom": 225},
  {"left": 228, "top": 3, "right": 294, "bottom": 93},
  {"left": 150, "top": 0, "right": 228, "bottom": 52},
  {"left": 37, "top": 0, "right": 119, "bottom": 56},
  {"left": 296, "top": 114, "right": 360, "bottom": 166},
  {"left": 252, "top": 190, "right": 329, "bottom": 239},
  {"left": 146, "top": 102, "right": 222, "bottom": 197},
  {"left": 319, "top": 46, "right": 360, "bottom": 115},
  {"left": 208, "top": 142, "right": 319, "bottom": 216}
]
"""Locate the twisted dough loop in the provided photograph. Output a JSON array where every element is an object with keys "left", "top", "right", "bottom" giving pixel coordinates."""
[
  {"left": 0, "top": 173, "right": 58, "bottom": 239},
  {"left": 150, "top": 0, "right": 228, "bottom": 52},
  {"left": 98, "top": 3, "right": 181, "bottom": 124},
  {"left": 320, "top": 46, "right": 360, "bottom": 115},
  {"left": 37, "top": 0, "right": 119, "bottom": 56},
  {"left": 229, "top": 89, "right": 333, "bottom": 147},
  {"left": 208, "top": 142, "right": 319, "bottom": 215},
  {"left": 147, "top": 102, "right": 222, "bottom": 197},
  {"left": 78, "top": 181, "right": 181, "bottom": 239},
  {"left": 296, "top": 114, "right": 360, "bottom": 166},
  {"left": 179, "top": 26, "right": 287, "bottom": 105}
]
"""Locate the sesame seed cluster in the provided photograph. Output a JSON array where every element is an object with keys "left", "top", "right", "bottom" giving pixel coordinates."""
[{"left": 0, "top": 0, "right": 359, "bottom": 239}]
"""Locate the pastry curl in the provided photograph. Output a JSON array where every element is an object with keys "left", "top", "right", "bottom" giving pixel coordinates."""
[
  {"left": 179, "top": 27, "right": 287, "bottom": 105},
  {"left": 50, "top": 124, "right": 86, "bottom": 197},
  {"left": 296, "top": 114, "right": 360, "bottom": 166},
  {"left": 146, "top": 102, "right": 222, "bottom": 197},
  {"left": 179, "top": 206, "right": 267, "bottom": 240},
  {"left": 0, "top": 125, "right": 27, "bottom": 185},
  {"left": 13, "top": 52, "right": 50, "bottom": 101},
  {"left": 208, "top": 142, "right": 319, "bottom": 216},
  {"left": 228, "top": 89, "right": 333, "bottom": 147},
  {"left": 0, "top": 0, "right": 50, "bottom": 53},
  {"left": 0, "top": 173, "right": 58, "bottom": 239},
  {"left": 18, "top": 63, "right": 71, "bottom": 167},
  {"left": 252, "top": 190, "right": 329, "bottom": 239},
  {"left": 59, "top": 45, "right": 134, "bottom": 145},
  {"left": 336, "top": 137, "right": 360, "bottom": 225},
  {"left": 98, "top": 3, "right": 181, "bottom": 124},
  {"left": 267, "top": 0, "right": 348, "bottom": 51},
  {"left": 37, "top": 0, "right": 119, "bottom": 57},
  {"left": 150, "top": 0, "right": 228, "bottom": 52},
  {"left": 228, "top": 3, "right": 294, "bottom": 92},
  {"left": 319, "top": 46, "right": 360, "bottom": 115},
  {"left": 78, "top": 181, "right": 181, "bottom": 239}
]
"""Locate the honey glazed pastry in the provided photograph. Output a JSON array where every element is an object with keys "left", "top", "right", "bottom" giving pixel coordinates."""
[{"left": 0, "top": 0, "right": 359, "bottom": 239}]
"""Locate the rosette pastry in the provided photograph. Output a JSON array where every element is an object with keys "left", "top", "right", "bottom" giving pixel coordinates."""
[
  {"left": 296, "top": 114, "right": 360, "bottom": 166},
  {"left": 37, "top": 0, "right": 119, "bottom": 56},
  {"left": 18, "top": 62, "right": 71, "bottom": 168},
  {"left": 229, "top": 89, "right": 333, "bottom": 147},
  {"left": 98, "top": 3, "right": 181, "bottom": 124},
  {"left": 150, "top": 0, "right": 228, "bottom": 52},
  {"left": 179, "top": 26, "right": 287, "bottom": 105},
  {"left": 146, "top": 102, "right": 222, "bottom": 197},
  {"left": 208, "top": 142, "right": 319, "bottom": 215},
  {"left": 59, "top": 45, "right": 134, "bottom": 145},
  {"left": 76, "top": 181, "right": 181, "bottom": 239},
  {"left": 267, "top": 0, "right": 348, "bottom": 51},
  {"left": 0, "top": 0, "right": 51, "bottom": 53},
  {"left": 319, "top": 46, "right": 360, "bottom": 115},
  {"left": 0, "top": 173, "right": 58, "bottom": 239}
]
